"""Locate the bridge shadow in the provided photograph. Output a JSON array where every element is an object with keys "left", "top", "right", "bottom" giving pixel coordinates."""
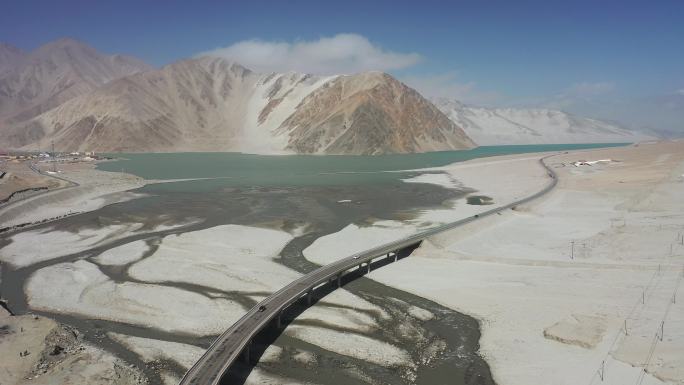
[{"left": 220, "top": 241, "right": 421, "bottom": 385}]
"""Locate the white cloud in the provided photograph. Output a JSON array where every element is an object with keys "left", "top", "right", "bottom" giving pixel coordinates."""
[
  {"left": 196, "top": 33, "right": 422, "bottom": 75},
  {"left": 401, "top": 72, "right": 501, "bottom": 105}
]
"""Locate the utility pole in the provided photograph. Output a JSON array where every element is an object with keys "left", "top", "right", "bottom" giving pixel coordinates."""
[
  {"left": 571, "top": 241, "right": 575, "bottom": 260},
  {"left": 51, "top": 140, "right": 57, "bottom": 173}
]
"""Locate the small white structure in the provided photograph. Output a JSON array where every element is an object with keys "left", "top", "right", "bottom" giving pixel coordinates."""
[{"left": 571, "top": 159, "right": 613, "bottom": 167}]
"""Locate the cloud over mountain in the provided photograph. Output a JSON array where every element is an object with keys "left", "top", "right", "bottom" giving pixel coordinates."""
[{"left": 196, "top": 33, "right": 422, "bottom": 75}]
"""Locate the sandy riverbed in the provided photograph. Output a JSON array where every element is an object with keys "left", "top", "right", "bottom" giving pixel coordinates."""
[
  {"left": 305, "top": 141, "right": 684, "bottom": 385},
  {"left": 17, "top": 222, "right": 415, "bottom": 383},
  {"left": 305, "top": 153, "right": 551, "bottom": 262},
  {"left": 3, "top": 153, "right": 470, "bottom": 384}
]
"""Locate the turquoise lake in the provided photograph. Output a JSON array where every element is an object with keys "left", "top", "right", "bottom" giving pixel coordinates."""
[{"left": 98, "top": 143, "right": 628, "bottom": 192}]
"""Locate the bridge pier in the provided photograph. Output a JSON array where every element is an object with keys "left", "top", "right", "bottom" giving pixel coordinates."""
[
  {"left": 337, "top": 274, "right": 341, "bottom": 287},
  {"left": 394, "top": 252, "right": 398, "bottom": 262},
  {"left": 276, "top": 312, "right": 281, "bottom": 329},
  {"left": 367, "top": 261, "right": 371, "bottom": 273},
  {"left": 307, "top": 291, "right": 312, "bottom": 305}
]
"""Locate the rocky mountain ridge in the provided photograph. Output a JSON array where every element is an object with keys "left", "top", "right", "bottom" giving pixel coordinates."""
[
  {"left": 1, "top": 50, "right": 474, "bottom": 154},
  {"left": 0, "top": 38, "right": 152, "bottom": 129}
]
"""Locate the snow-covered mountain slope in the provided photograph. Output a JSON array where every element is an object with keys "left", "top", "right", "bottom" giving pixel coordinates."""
[
  {"left": 0, "top": 38, "right": 152, "bottom": 127},
  {"left": 433, "top": 98, "right": 653, "bottom": 145},
  {"left": 4, "top": 57, "right": 474, "bottom": 154}
]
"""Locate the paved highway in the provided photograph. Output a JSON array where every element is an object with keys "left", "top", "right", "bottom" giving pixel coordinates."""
[{"left": 180, "top": 154, "right": 559, "bottom": 385}]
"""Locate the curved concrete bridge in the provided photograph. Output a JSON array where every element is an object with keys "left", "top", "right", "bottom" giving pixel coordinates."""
[{"left": 180, "top": 154, "right": 559, "bottom": 385}]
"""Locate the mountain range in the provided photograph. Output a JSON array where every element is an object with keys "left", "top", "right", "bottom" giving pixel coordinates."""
[
  {"left": 0, "top": 38, "right": 651, "bottom": 154},
  {"left": 433, "top": 98, "right": 650, "bottom": 145},
  {"left": 0, "top": 39, "right": 151, "bottom": 129}
]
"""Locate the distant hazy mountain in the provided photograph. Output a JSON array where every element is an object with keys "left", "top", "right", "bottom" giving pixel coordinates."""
[
  {"left": 433, "top": 98, "right": 652, "bottom": 145},
  {"left": 3, "top": 56, "right": 475, "bottom": 154},
  {"left": 0, "top": 38, "right": 152, "bottom": 130},
  {"left": 0, "top": 43, "right": 27, "bottom": 77}
]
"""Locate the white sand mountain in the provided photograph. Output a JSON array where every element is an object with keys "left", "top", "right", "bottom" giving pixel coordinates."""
[
  {"left": 433, "top": 98, "right": 651, "bottom": 145},
  {"left": 4, "top": 56, "right": 475, "bottom": 154},
  {"left": 0, "top": 38, "right": 152, "bottom": 129}
]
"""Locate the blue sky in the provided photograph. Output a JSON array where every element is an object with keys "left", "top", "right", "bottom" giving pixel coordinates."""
[{"left": 2, "top": 0, "right": 683, "bottom": 134}]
